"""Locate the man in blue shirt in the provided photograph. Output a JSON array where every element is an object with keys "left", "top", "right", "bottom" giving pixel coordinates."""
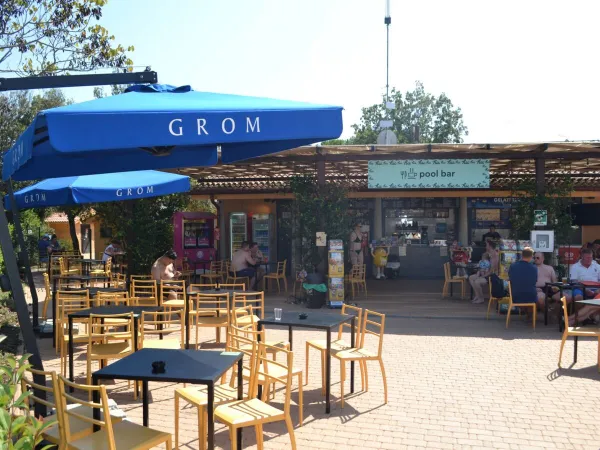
[{"left": 508, "top": 247, "right": 538, "bottom": 304}]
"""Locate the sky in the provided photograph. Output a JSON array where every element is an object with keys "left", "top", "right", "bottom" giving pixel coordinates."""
[{"left": 64, "top": 0, "right": 600, "bottom": 142}]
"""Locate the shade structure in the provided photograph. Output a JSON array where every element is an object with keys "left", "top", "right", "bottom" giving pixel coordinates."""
[
  {"left": 2, "top": 84, "right": 343, "bottom": 181},
  {"left": 5, "top": 170, "right": 190, "bottom": 209}
]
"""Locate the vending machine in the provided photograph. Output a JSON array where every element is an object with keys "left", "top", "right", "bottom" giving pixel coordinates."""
[
  {"left": 229, "top": 212, "right": 247, "bottom": 259},
  {"left": 172, "top": 212, "right": 216, "bottom": 267},
  {"left": 251, "top": 213, "right": 272, "bottom": 262},
  {"left": 328, "top": 239, "right": 345, "bottom": 308}
]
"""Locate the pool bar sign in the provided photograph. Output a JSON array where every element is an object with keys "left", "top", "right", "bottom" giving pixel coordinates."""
[{"left": 368, "top": 159, "right": 490, "bottom": 189}]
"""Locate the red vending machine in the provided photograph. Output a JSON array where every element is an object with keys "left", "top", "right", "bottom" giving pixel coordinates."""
[{"left": 173, "top": 212, "right": 217, "bottom": 269}]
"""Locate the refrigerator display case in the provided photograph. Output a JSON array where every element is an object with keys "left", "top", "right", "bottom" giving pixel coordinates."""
[
  {"left": 251, "top": 213, "right": 271, "bottom": 262},
  {"left": 172, "top": 212, "right": 216, "bottom": 266},
  {"left": 230, "top": 212, "right": 247, "bottom": 259}
]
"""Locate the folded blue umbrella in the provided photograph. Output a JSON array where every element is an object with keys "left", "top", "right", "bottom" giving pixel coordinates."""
[
  {"left": 3, "top": 84, "right": 343, "bottom": 181},
  {"left": 5, "top": 170, "right": 190, "bottom": 209}
]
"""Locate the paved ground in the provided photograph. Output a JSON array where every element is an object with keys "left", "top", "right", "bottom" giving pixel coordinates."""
[{"left": 35, "top": 278, "right": 600, "bottom": 449}]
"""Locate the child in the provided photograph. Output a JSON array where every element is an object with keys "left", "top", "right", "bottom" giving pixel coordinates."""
[{"left": 477, "top": 253, "right": 491, "bottom": 278}]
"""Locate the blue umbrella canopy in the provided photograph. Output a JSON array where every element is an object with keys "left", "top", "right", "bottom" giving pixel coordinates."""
[
  {"left": 2, "top": 84, "right": 343, "bottom": 181},
  {"left": 5, "top": 170, "right": 190, "bottom": 209}
]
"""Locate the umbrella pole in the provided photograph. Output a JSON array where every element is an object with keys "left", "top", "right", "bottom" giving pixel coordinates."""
[
  {"left": 7, "top": 180, "right": 40, "bottom": 329},
  {"left": 0, "top": 195, "right": 46, "bottom": 416}
]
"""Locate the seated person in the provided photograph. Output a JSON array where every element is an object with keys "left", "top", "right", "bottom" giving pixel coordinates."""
[
  {"left": 568, "top": 248, "right": 600, "bottom": 325},
  {"left": 151, "top": 250, "right": 181, "bottom": 300},
  {"left": 508, "top": 248, "right": 538, "bottom": 309},
  {"left": 231, "top": 241, "right": 257, "bottom": 288},
  {"left": 250, "top": 242, "right": 265, "bottom": 287},
  {"left": 534, "top": 252, "right": 561, "bottom": 309},
  {"left": 477, "top": 253, "right": 491, "bottom": 277}
]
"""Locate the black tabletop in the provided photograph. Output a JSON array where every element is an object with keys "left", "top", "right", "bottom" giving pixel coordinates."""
[
  {"left": 56, "top": 275, "right": 109, "bottom": 281},
  {"left": 187, "top": 288, "right": 261, "bottom": 296},
  {"left": 576, "top": 299, "right": 600, "bottom": 307},
  {"left": 68, "top": 305, "right": 162, "bottom": 319},
  {"left": 92, "top": 348, "right": 243, "bottom": 384},
  {"left": 59, "top": 287, "right": 127, "bottom": 297},
  {"left": 73, "top": 259, "right": 105, "bottom": 264},
  {"left": 545, "top": 281, "right": 583, "bottom": 288},
  {"left": 260, "top": 311, "right": 354, "bottom": 329}
]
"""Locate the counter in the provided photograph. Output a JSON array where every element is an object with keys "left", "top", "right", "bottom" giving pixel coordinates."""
[{"left": 387, "top": 244, "right": 448, "bottom": 279}]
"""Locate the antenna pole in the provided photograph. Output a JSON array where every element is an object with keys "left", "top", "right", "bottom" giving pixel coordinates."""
[{"left": 385, "top": 0, "right": 391, "bottom": 103}]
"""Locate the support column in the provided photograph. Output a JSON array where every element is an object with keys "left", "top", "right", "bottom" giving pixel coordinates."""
[
  {"left": 374, "top": 198, "right": 383, "bottom": 240},
  {"left": 316, "top": 151, "right": 326, "bottom": 274},
  {"left": 459, "top": 197, "right": 469, "bottom": 245},
  {"left": 535, "top": 158, "right": 545, "bottom": 196}
]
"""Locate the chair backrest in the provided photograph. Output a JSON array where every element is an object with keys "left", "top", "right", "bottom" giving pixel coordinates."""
[
  {"left": 58, "top": 375, "right": 117, "bottom": 450},
  {"left": 131, "top": 279, "right": 158, "bottom": 299},
  {"left": 43, "top": 272, "right": 51, "bottom": 297},
  {"left": 232, "top": 306, "right": 258, "bottom": 329},
  {"left": 21, "top": 367, "right": 61, "bottom": 438},
  {"left": 257, "top": 342, "right": 294, "bottom": 415},
  {"left": 209, "top": 260, "right": 222, "bottom": 272},
  {"left": 140, "top": 310, "right": 184, "bottom": 348},
  {"left": 96, "top": 291, "right": 129, "bottom": 306},
  {"left": 58, "top": 257, "right": 68, "bottom": 275},
  {"left": 88, "top": 313, "right": 134, "bottom": 347},
  {"left": 160, "top": 279, "right": 186, "bottom": 305},
  {"left": 227, "top": 330, "right": 259, "bottom": 397},
  {"left": 360, "top": 310, "right": 385, "bottom": 355},
  {"left": 130, "top": 274, "right": 152, "bottom": 282},
  {"left": 57, "top": 290, "right": 91, "bottom": 321},
  {"left": 232, "top": 292, "right": 264, "bottom": 319},
  {"left": 277, "top": 260, "right": 287, "bottom": 276},
  {"left": 220, "top": 283, "right": 246, "bottom": 291},
  {"left": 111, "top": 273, "right": 126, "bottom": 288},
  {"left": 338, "top": 304, "right": 363, "bottom": 340},
  {"left": 191, "top": 293, "right": 230, "bottom": 320}
]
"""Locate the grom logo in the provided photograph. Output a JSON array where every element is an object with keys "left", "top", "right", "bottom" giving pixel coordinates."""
[
  {"left": 24, "top": 193, "right": 46, "bottom": 204},
  {"left": 116, "top": 186, "right": 155, "bottom": 197},
  {"left": 168, "top": 117, "right": 261, "bottom": 137}
]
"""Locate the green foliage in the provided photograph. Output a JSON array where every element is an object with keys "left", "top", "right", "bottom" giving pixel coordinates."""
[
  {"left": 510, "top": 178, "right": 575, "bottom": 246},
  {"left": 16, "top": 210, "right": 54, "bottom": 267},
  {"left": 0, "top": 354, "right": 55, "bottom": 449},
  {"left": 350, "top": 81, "right": 468, "bottom": 145},
  {"left": 290, "top": 175, "right": 350, "bottom": 271},
  {"left": 0, "top": 0, "right": 133, "bottom": 76},
  {"left": 93, "top": 193, "right": 191, "bottom": 275}
]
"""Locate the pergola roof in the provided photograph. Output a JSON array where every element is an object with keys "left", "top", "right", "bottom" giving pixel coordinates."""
[{"left": 177, "top": 142, "right": 600, "bottom": 194}]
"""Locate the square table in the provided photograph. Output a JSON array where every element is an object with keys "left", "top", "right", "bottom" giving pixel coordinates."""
[
  {"left": 258, "top": 311, "right": 356, "bottom": 414},
  {"left": 52, "top": 275, "right": 112, "bottom": 347},
  {"left": 67, "top": 305, "right": 162, "bottom": 386},
  {"left": 92, "top": 348, "right": 243, "bottom": 450},
  {"left": 69, "top": 258, "right": 106, "bottom": 276}
]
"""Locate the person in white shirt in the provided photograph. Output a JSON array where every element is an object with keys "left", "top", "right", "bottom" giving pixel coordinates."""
[
  {"left": 568, "top": 248, "right": 600, "bottom": 325},
  {"left": 102, "top": 240, "right": 122, "bottom": 262}
]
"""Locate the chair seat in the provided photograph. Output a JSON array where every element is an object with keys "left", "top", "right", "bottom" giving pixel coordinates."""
[
  {"left": 215, "top": 398, "right": 284, "bottom": 426},
  {"left": 235, "top": 314, "right": 260, "bottom": 326},
  {"left": 67, "top": 418, "right": 170, "bottom": 450},
  {"left": 142, "top": 339, "right": 181, "bottom": 349},
  {"left": 176, "top": 384, "right": 239, "bottom": 407},
  {"left": 43, "top": 405, "right": 123, "bottom": 443},
  {"left": 335, "top": 347, "right": 378, "bottom": 360},
  {"left": 89, "top": 342, "right": 132, "bottom": 357},
  {"left": 195, "top": 317, "right": 229, "bottom": 326},
  {"left": 307, "top": 338, "right": 354, "bottom": 352},
  {"left": 511, "top": 302, "right": 536, "bottom": 307},
  {"left": 567, "top": 326, "right": 600, "bottom": 336},
  {"left": 163, "top": 299, "right": 185, "bottom": 307}
]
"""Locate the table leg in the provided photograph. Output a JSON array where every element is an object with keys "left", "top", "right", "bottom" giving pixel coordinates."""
[
  {"left": 237, "top": 359, "right": 243, "bottom": 450},
  {"left": 207, "top": 383, "right": 215, "bottom": 450},
  {"left": 185, "top": 294, "right": 190, "bottom": 349},
  {"left": 92, "top": 376, "right": 100, "bottom": 432},
  {"left": 52, "top": 277, "right": 58, "bottom": 347},
  {"left": 142, "top": 380, "right": 149, "bottom": 427},
  {"left": 544, "top": 285, "right": 549, "bottom": 326},
  {"left": 68, "top": 315, "right": 74, "bottom": 392},
  {"left": 326, "top": 328, "right": 331, "bottom": 414},
  {"left": 257, "top": 323, "right": 263, "bottom": 399},
  {"left": 134, "top": 317, "right": 139, "bottom": 351},
  {"left": 288, "top": 326, "right": 293, "bottom": 350},
  {"left": 350, "top": 317, "right": 355, "bottom": 394}
]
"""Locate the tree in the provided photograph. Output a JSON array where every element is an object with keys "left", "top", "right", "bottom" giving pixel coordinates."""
[
  {"left": 350, "top": 81, "right": 468, "bottom": 145},
  {"left": 0, "top": 0, "right": 133, "bottom": 75}
]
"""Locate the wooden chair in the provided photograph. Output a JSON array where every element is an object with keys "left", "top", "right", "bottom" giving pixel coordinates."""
[
  {"left": 486, "top": 277, "right": 510, "bottom": 319},
  {"left": 131, "top": 279, "right": 158, "bottom": 306},
  {"left": 21, "top": 367, "right": 123, "bottom": 446},
  {"left": 200, "top": 260, "right": 224, "bottom": 284},
  {"left": 215, "top": 341, "right": 298, "bottom": 449},
  {"left": 558, "top": 296, "right": 600, "bottom": 369},
  {"left": 505, "top": 281, "right": 537, "bottom": 330},
  {"left": 41, "top": 272, "right": 52, "bottom": 321},
  {"left": 442, "top": 262, "right": 465, "bottom": 299},
  {"left": 189, "top": 293, "right": 231, "bottom": 346},
  {"left": 90, "top": 258, "right": 111, "bottom": 280},
  {"left": 174, "top": 332, "right": 257, "bottom": 450},
  {"left": 229, "top": 318, "right": 291, "bottom": 366},
  {"left": 139, "top": 310, "right": 184, "bottom": 350},
  {"left": 232, "top": 291, "right": 265, "bottom": 327},
  {"left": 86, "top": 313, "right": 135, "bottom": 389},
  {"left": 111, "top": 272, "right": 126, "bottom": 289},
  {"left": 57, "top": 375, "right": 172, "bottom": 450},
  {"left": 349, "top": 264, "right": 367, "bottom": 299},
  {"left": 306, "top": 304, "right": 366, "bottom": 394},
  {"left": 333, "top": 310, "right": 387, "bottom": 408},
  {"left": 56, "top": 290, "right": 92, "bottom": 375},
  {"left": 59, "top": 256, "right": 81, "bottom": 276},
  {"left": 95, "top": 291, "right": 129, "bottom": 307},
  {"left": 225, "top": 262, "right": 250, "bottom": 291},
  {"left": 160, "top": 279, "right": 186, "bottom": 310},
  {"left": 263, "top": 260, "right": 288, "bottom": 293}
]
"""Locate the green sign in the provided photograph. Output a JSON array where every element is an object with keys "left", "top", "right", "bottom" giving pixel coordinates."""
[
  {"left": 534, "top": 210, "right": 547, "bottom": 226},
  {"left": 368, "top": 159, "right": 490, "bottom": 189}
]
